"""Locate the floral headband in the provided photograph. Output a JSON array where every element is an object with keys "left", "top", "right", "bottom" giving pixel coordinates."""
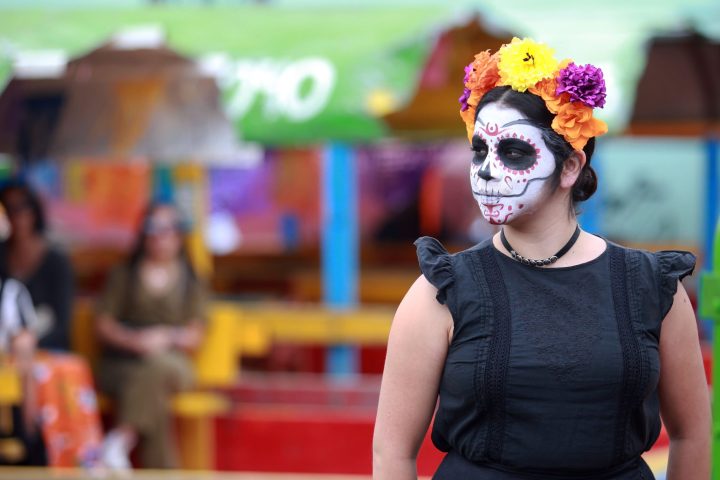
[{"left": 459, "top": 37, "right": 608, "bottom": 151}]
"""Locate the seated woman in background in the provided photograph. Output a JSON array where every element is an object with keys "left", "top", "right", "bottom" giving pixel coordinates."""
[
  {"left": 0, "top": 180, "right": 74, "bottom": 352},
  {"left": 95, "top": 202, "right": 207, "bottom": 470},
  {"left": 0, "top": 185, "right": 103, "bottom": 469},
  {"left": 0, "top": 268, "right": 43, "bottom": 466}
]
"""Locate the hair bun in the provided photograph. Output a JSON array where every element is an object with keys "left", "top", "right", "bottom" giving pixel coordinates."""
[{"left": 572, "top": 165, "right": 597, "bottom": 203}]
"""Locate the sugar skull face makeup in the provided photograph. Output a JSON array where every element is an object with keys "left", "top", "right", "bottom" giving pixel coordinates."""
[{"left": 469, "top": 103, "right": 557, "bottom": 225}]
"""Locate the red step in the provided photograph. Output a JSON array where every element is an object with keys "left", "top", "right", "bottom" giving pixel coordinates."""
[{"left": 213, "top": 405, "right": 443, "bottom": 475}]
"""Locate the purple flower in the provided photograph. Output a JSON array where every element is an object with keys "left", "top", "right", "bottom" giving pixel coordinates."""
[
  {"left": 459, "top": 88, "right": 471, "bottom": 111},
  {"left": 463, "top": 63, "right": 473, "bottom": 84},
  {"left": 555, "top": 62, "right": 607, "bottom": 108},
  {"left": 459, "top": 62, "right": 475, "bottom": 111}
]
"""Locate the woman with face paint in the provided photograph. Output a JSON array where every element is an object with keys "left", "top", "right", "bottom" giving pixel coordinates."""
[{"left": 373, "top": 38, "right": 709, "bottom": 480}]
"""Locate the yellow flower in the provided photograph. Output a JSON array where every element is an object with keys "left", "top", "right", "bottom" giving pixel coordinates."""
[{"left": 497, "top": 37, "right": 559, "bottom": 92}]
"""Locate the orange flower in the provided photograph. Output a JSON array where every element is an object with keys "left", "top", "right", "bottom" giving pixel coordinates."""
[
  {"left": 460, "top": 106, "right": 477, "bottom": 141},
  {"left": 466, "top": 89, "right": 483, "bottom": 108},
  {"left": 460, "top": 51, "right": 501, "bottom": 141},
  {"left": 465, "top": 51, "right": 501, "bottom": 95},
  {"left": 529, "top": 77, "right": 564, "bottom": 113},
  {"left": 552, "top": 101, "right": 608, "bottom": 150},
  {"left": 528, "top": 59, "right": 572, "bottom": 113},
  {"left": 528, "top": 59, "right": 606, "bottom": 150}
]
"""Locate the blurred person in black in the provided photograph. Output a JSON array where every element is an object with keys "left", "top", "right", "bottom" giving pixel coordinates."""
[
  {"left": 0, "top": 199, "right": 44, "bottom": 466},
  {"left": 95, "top": 202, "right": 207, "bottom": 470},
  {"left": 0, "top": 180, "right": 74, "bottom": 351}
]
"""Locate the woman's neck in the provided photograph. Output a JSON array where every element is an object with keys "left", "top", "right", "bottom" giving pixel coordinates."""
[
  {"left": 139, "top": 258, "right": 180, "bottom": 293},
  {"left": 142, "top": 257, "right": 178, "bottom": 269},
  {"left": 497, "top": 194, "right": 578, "bottom": 261},
  {"left": 6, "top": 234, "right": 47, "bottom": 279}
]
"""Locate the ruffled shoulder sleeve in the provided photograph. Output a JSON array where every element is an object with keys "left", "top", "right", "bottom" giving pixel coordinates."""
[
  {"left": 655, "top": 250, "right": 696, "bottom": 319},
  {"left": 414, "top": 236, "right": 454, "bottom": 305}
]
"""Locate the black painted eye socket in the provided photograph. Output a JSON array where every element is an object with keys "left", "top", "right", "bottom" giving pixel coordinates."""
[
  {"left": 497, "top": 138, "right": 537, "bottom": 170},
  {"left": 470, "top": 137, "right": 488, "bottom": 165}
]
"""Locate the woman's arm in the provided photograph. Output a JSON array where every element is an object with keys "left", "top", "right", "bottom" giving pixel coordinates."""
[
  {"left": 373, "top": 275, "right": 452, "bottom": 480},
  {"left": 95, "top": 314, "right": 173, "bottom": 356},
  {"left": 170, "top": 321, "right": 204, "bottom": 352},
  {"left": 658, "top": 282, "right": 710, "bottom": 480},
  {"left": 95, "top": 313, "right": 145, "bottom": 355}
]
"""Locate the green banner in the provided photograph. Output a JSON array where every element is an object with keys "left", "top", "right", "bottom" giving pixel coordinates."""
[{"left": 0, "top": 7, "right": 444, "bottom": 145}]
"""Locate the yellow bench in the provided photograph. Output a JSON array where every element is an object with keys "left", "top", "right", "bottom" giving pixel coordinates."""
[
  {"left": 0, "top": 364, "right": 21, "bottom": 405},
  {"left": 1, "top": 299, "right": 395, "bottom": 469},
  {"left": 71, "top": 298, "right": 395, "bottom": 376},
  {"left": 0, "top": 362, "right": 22, "bottom": 461}
]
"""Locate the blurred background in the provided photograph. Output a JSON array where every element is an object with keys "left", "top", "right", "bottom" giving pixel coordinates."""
[{"left": 0, "top": 0, "right": 718, "bottom": 478}]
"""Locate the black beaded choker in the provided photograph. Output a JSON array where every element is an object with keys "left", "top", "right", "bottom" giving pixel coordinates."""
[{"left": 500, "top": 224, "right": 581, "bottom": 267}]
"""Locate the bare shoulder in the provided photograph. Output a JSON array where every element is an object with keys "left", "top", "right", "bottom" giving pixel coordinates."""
[
  {"left": 584, "top": 231, "right": 607, "bottom": 252},
  {"left": 557, "top": 231, "right": 608, "bottom": 266},
  {"left": 391, "top": 275, "right": 454, "bottom": 347},
  {"left": 374, "top": 275, "right": 454, "bottom": 465},
  {"left": 659, "top": 282, "right": 698, "bottom": 353}
]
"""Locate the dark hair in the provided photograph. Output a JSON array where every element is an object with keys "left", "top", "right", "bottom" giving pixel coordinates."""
[
  {"left": 0, "top": 180, "right": 47, "bottom": 235},
  {"left": 127, "top": 202, "right": 195, "bottom": 278},
  {"left": 475, "top": 86, "right": 597, "bottom": 206},
  {"left": 120, "top": 202, "right": 197, "bottom": 319}
]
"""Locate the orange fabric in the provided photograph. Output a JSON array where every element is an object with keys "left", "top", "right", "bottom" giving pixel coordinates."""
[{"left": 34, "top": 352, "right": 103, "bottom": 467}]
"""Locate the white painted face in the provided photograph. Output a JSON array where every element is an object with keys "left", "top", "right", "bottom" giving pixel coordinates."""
[{"left": 469, "top": 103, "right": 557, "bottom": 225}]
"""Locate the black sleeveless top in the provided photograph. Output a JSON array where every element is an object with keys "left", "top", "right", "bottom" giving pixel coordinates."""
[{"left": 415, "top": 236, "right": 695, "bottom": 480}]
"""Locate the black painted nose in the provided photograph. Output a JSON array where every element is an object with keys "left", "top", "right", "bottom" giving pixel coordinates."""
[{"left": 477, "top": 162, "right": 494, "bottom": 181}]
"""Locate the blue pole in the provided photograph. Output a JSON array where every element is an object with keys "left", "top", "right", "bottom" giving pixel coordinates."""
[
  {"left": 322, "top": 142, "right": 359, "bottom": 378},
  {"left": 706, "top": 137, "right": 719, "bottom": 270},
  {"left": 579, "top": 145, "right": 603, "bottom": 234},
  {"left": 704, "top": 137, "right": 719, "bottom": 341},
  {"left": 152, "top": 165, "right": 175, "bottom": 203}
]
